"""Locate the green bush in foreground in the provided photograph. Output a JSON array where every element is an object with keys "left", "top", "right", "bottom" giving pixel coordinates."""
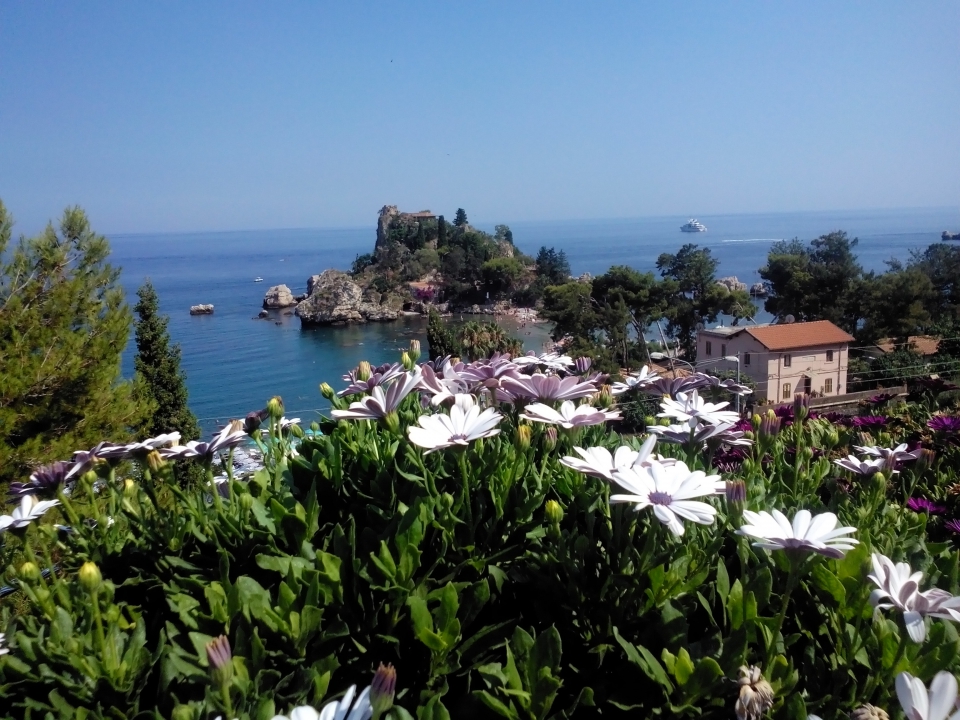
[{"left": 2, "top": 353, "right": 960, "bottom": 719}]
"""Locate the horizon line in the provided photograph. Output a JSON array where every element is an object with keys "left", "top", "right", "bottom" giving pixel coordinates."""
[{"left": 102, "top": 203, "right": 958, "bottom": 239}]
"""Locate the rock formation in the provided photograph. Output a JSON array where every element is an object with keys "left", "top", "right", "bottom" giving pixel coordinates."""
[
  {"left": 295, "top": 270, "right": 401, "bottom": 326},
  {"left": 716, "top": 276, "right": 748, "bottom": 293},
  {"left": 750, "top": 282, "right": 768, "bottom": 297},
  {"left": 189, "top": 304, "right": 214, "bottom": 315},
  {"left": 262, "top": 284, "right": 297, "bottom": 309}
]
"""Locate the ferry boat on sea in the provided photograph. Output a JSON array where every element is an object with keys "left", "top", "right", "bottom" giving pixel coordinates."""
[
  {"left": 681, "top": 219, "right": 707, "bottom": 233},
  {"left": 254, "top": 276, "right": 264, "bottom": 282}
]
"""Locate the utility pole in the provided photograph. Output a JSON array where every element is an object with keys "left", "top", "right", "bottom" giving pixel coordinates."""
[{"left": 736, "top": 351, "right": 741, "bottom": 414}]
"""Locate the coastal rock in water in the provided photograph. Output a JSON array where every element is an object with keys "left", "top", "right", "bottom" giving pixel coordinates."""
[
  {"left": 257, "top": 309, "right": 269, "bottom": 319},
  {"left": 263, "top": 284, "right": 297, "bottom": 309},
  {"left": 296, "top": 269, "right": 400, "bottom": 326},
  {"left": 190, "top": 304, "right": 214, "bottom": 315},
  {"left": 750, "top": 282, "right": 768, "bottom": 297},
  {"left": 717, "top": 276, "right": 748, "bottom": 293}
]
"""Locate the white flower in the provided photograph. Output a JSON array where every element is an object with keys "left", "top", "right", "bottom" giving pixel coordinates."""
[
  {"left": 513, "top": 351, "right": 574, "bottom": 371},
  {"left": 0, "top": 495, "right": 61, "bottom": 533},
  {"left": 736, "top": 665, "right": 774, "bottom": 720},
  {"left": 658, "top": 389, "right": 740, "bottom": 428},
  {"left": 855, "top": 443, "right": 923, "bottom": 464},
  {"left": 160, "top": 423, "right": 248, "bottom": 461},
  {"left": 520, "top": 401, "right": 621, "bottom": 429},
  {"left": 418, "top": 364, "right": 470, "bottom": 406},
  {"left": 122, "top": 432, "right": 183, "bottom": 456},
  {"left": 331, "top": 370, "right": 422, "bottom": 421},
  {"left": 737, "top": 509, "right": 859, "bottom": 559},
  {"left": 279, "top": 417, "right": 301, "bottom": 430},
  {"left": 896, "top": 671, "right": 960, "bottom": 720},
  {"left": 408, "top": 403, "right": 503, "bottom": 453},
  {"left": 648, "top": 422, "right": 752, "bottom": 448},
  {"left": 271, "top": 684, "right": 374, "bottom": 720},
  {"left": 869, "top": 553, "right": 960, "bottom": 642},
  {"left": 561, "top": 435, "right": 663, "bottom": 480},
  {"left": 0, "top": 632, "right": 8, "bottom": 656},
  {"left": 834, "top": 455, "right": 888, "bottom": 475},
  {"left": 610, "top": 366, "right": 660, "bottom": 396},
  {"left": 502, "top": 374, "right": 598, "bottom": 402},
  {"left": 609, "top": 460, "right": 720, "bottom": 536}
]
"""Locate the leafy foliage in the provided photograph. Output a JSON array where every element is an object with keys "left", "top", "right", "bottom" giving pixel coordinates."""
[{"left": 0, "top": 201, "right": 148, "bottom": 492}]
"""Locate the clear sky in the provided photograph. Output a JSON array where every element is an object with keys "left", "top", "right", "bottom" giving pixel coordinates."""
[{"left": 1, "top": 2, "right": 958, "bottom": 234}]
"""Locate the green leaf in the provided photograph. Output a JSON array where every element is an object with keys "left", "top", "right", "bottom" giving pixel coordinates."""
[
  {"left": 408, "top": 595, "right": 447, "bottom": 652},
  {"left": 613, "top": 627, "right": 673, "bottom": 693},
  {"left": 673, "top": 647, "right": 695, "bottom": 686},
  {"left": 716, "top": 559, "right": 730, "bottom": 605},
  {"left": 811, "top": 564, "right": 846, "bottom": 604}
]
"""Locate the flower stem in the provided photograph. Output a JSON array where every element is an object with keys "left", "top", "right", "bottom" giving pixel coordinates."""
[{"left": 766, "top": 557, "right": 799, "bottom": 670}]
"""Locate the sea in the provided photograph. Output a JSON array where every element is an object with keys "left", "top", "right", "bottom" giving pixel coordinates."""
[{"left": 108, "top": 206, "right": 960, "bottom": 434}]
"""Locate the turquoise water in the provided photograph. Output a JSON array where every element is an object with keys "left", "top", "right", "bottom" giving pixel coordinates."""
[{"left": 109, "top": 207, "right": 959, "bottom": 432}]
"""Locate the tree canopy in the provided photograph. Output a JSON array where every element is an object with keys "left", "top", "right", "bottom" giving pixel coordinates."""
[{"left": 0, "top": 201, "right": 148, "bottom": 489}]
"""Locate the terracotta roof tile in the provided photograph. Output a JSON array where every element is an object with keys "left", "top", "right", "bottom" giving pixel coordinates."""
[
  {"left": 877, "top": 335, "right": 940, "bottom": 356},
  {"left": 744, "top": 320, "right": 854, "bottom": 351}
]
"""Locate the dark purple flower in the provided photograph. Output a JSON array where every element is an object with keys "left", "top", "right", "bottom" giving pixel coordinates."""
[
  {"left": 945, "top": 519, "right": 960, "bottom": 535},
  {"left": 713, "top": 447, "right": 748, "bottom": 473},
  {"left": 867, "top": 393, "right": 897, "bottom": 405},
  {"left": 821, "top": 411, "right": 855, "bottom": 427},
  {"left": 243, "top": 408, "right": 269, "bottom": 435},
  {"left": 851, "top": 415, "right": 888, "bottom": 429},
  {"left": 733, "top": 418, "right": 753, "bottom": 433},
  {"left": 916, "top": 378, "right": 959, "bottom": 395},
  {"left": 907, "top": 497, "right": 947, "bottom": 515},
  {"left": 9, "top": 460, "right": 76, "bottom": 498},
  {"left": 929, "top": 416, "right": 960, "bottom": 433}
]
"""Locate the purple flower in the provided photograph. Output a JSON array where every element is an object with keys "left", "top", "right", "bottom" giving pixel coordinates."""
[
  {"left": 640, "top": 374, "right": 713, "bottom": 399},
  {"left": 574, "top": 357, "right": 593, "bottom": 374},
  {"left": 907, "top": 497, "right": 947, "bottom": 515},
  {"left": 851, "top": 415, "right": 888, "bottom": 429},
  {"left": 945, "top": 519, "right": 960, "bottom": 535},
  {"left": 339, "top": 362, "right": 406, "bottom": 396},
  {"left": 502, "top": 373, "right": 599, "bottom": 402},
  {"left": 821, "top": 412, "right": 855, "bottom": 428},
  {"left": 9, "top": 460, "right": 77, "bottom": 498},
  {"left": 868, "top": 393, "right": 897, "bottom": 405},
  {"left": 929, "top": 416, "right": 960, "bottom": 433}
]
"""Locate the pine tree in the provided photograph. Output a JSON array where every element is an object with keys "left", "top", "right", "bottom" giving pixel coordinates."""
[
  {"left": 426, "top": 308, "right": 460, "bottom": 360},
  {"left": 133, "top": 280, "right": 201, "bottom": 441},
  {"left": 453, "top": 208, "right": 468, "bottom": 227},
  {"left": 0, "top": 201, "right": 149, "bottom": 489}
]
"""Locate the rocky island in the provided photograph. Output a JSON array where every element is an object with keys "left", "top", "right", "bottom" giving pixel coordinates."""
[{"left": 265, "top": 205, "right": 566, "bottom": 328}]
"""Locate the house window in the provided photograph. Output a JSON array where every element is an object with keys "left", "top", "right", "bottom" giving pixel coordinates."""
[
  {"left": 705, "top": 341, "right": 712, "bottom": 357},
  {"left": 721, "top": 343, "right": 727, "bottom": 358},
  {"left": 783, "top": 354, "right": 792, "bottom": 367},
  {"left": 826, "top": 350, "right": 834, "bottom": 362},
  {"left": 824, "top": 378, "right": 833, "bottom": 393},
  {"left": 744, "top": 352, "right": 751, "bottom": 366},
  {"left": 782, "top": 383, "right": 792, "bottom": 400}
]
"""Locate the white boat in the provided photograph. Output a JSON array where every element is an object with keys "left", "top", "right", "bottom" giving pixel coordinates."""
[
  {"left": 681, "top": 219, "right": 707, "bottom": 233},
  {"left": 254, "top": 276, "right": 264, "bottom": 282}
]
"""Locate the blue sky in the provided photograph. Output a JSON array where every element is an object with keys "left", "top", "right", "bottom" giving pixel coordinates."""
[{"left": 1, "top": 2, "right": 958, "bottom": 234}]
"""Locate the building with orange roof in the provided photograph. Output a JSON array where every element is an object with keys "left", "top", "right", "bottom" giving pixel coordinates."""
[{"left": 696, "top": 320, "right": 855, "bottom": 403}]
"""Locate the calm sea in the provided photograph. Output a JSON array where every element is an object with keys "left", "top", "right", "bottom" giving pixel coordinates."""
[{"left": 109, "top": 206, "right": 959, "bottom": 433}]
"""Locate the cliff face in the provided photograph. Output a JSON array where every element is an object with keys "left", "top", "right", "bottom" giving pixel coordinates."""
[{"left": 295, "top": 270, "right": 401, "bottom": 326}]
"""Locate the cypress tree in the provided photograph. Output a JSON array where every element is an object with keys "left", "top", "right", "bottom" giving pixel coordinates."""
[
  {"left": 0, "top": 201, "right": 149, "bottom": 489},
  {"left": 437, "top": 215, "right": 447, "bottom": 247},
  {"left": 133, "top": 280, "right": 201, "bottom": 441},
  {"left": 453, "top": 208, "right": 468, "bottom": 227}
]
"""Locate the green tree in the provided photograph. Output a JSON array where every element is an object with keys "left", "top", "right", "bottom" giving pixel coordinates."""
[
  {"left": 494, "top": 224, "right": 514, "bottom": 244},
  {"left": 858, "top": 264, "right": 935, "bottom": 344},
  {"left": 759, "top": 231, "right": 864, "bottom": 332},
  {"left": 0, "top": 201, "right": 149, "bottom": 489},
  {"left": 437, "top": 215, "right": 447, "bottom": 247},
  {"left": 656, "top": 244, "right": 755, "bottom": 360},
  {"left": 535, "top": 246, "right": 571, "bottom": 285},
  {"left": 481, "top": 257, "right": 525, "bottom": 299},
  {"left": 133, "top": 281, "right": 201, "bottom": 442},
  {"left": 426, "top": 308, "right": 460, "bottom": 360},
  {"left": 456, "top": 321, "right": 522, "bottom": 361},
  {"left": 453, "top": 208, "right": 468, "bottom": 227},
  {"left": 541, "top": 281, "right": 599, "bottom": 343},
  {"left": 591, "top": 266, "right": 665, "bottom": 368},
  {"left": 908, "top": 243, "right": 960, "bottom": 321}
]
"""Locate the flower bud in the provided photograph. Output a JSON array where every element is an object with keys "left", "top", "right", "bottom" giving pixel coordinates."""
[
  {"left": 408, "top": 339, "right": 422, "bottom": 363},
  {"left": 759, "top": 412, "right": 781, "bottom": 439},
  {"left": 357, "top": 361, "right": 372, "bottom": 382},
  {"left": 545, "top": 500, "right": 564, "bottom": 525},
  {"left": 543, "top": 427, "right": 558, "bottom": 451},
  {"left": 515, "top": 425, "right": 532, "bottom": 452},
  {"left": 123, "top": 478, "right": 138, "bottom": 498},
  {"left": 850, "top": 704, "right": 890, "bottom": 720},
  {"left": 244, "top": 408, "right": 268, "bottom": 435},
  {"left": 141, "top": 450, "right": 163, "bottom": 474},
  {"left": 238, "top": 492, "right": 254, "bottom": 512},
  {"left": 310, "top": 421, "right": 320, "bottom": 433},
  {"left": 370, "top": 662, "right": 396, "bottom": 718},
  {"left": 793, "top": 393, "right": 810, "bottom": 421},
  {"left": 595, "top": 385, "right": 613, "bottom": 409},
  {"left": 206, "top": 634, "right": 234, "bottom": 686},
  {"left": 401, "top": 351, "right": 415, "bottom": 371},
  {"left": 267, "top": 396, "right": 284, "bottom": 419},
  {"left": 450, "top": 356, "right": 460, "bottom": 366},
  {"left": 658, "top": 417, "right": 671, "bottom": 427},
  {"left": 825, "top": 427, "right": 840, "bottom": 449},
  {"left": 644, "top": 415, "right": 656, "bottom": 428},
  {"left": 574, "top": 356, "right": 592, "bottom": 375},
  {"left": 320, "top": 382, "right": 336, "bottom": 400},
  {"left": 19, "top": 561, "right": 41, "bottom": 583},
  {"left": 751, "top": 413, "right": 762, "bottom": 432},
  {"left": 171, "top": 706, "right": 197, "bottom": 720},
  {"left": 916, "top": 448, "right": 936, "bottom": 474},
  {"left": 383, "top": 412, "right": 401, "bottom": 435},
  {"left": 78, "top": 561, "right": 103, "bottom": 593},
  {"left": 82, "top": 469, "right": 99, "bottom": 486},
  {"left": 725, "top": 480, "right": 746, "bottom": 512},
  {"left": 290, "top": 423, "right": 305, "bottom": 439},
  {"left": 440, "top": 492, "right": 455, "bottom": 512}
]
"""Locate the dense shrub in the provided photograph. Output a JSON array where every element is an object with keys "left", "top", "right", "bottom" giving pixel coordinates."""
[{"left": 3, "top": 353, "right": 960, "bottom": 719}]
